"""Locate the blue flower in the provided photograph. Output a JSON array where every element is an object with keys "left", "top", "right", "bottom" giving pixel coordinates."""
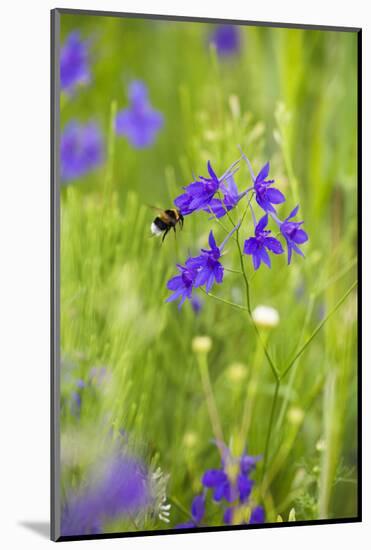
[
  {"left": 116, "top": 81, "right": 163, "bottom": 148},
  {"left": 174, "top": 161, "right": 220, "bottom": 216},
  {"left": 60, "top": 31, "right": 90, "bottom": 94},
  {"left": 166, "top": 263, "right": 197, "bottom": 309},
  {"left": 244, "top": 214, "right": 284, "bottom": 270},
  {"left": 279, "top": 205, "right": 309, "bottom": 264},
  {"left": 61, "top": 121, "right": 104, "bottom": 182},
  {"left": 61, "top": 453, "right": 150, "bottom": 536},
  {"left": 188, "top": 231, "right": 224, "bottom": 293},
  {"left": 210, "top": 25, "right": 241, "bottom": 57},
  {"left": 202, "top": 447, "right": 259, "bottom": 505},
  {"left": 254, "top": 162, "right": 285, "bottom": 213},
  {"left": 176, "top": 495, "right": 205, "bottom": 529},
  {"left": 191, "top": 294, "right": 204, "bottom": 315},
  {"left": 206, "top": 175, "right": 246, "bottom": 219},
  {"left": 250, "top": 506, "right": 265, "bottom": 524}
]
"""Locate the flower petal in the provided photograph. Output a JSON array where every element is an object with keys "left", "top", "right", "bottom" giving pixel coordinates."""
[
  {"left": 255, "top": 162, "right": 270, "bottom": 183},
  {"left": 202, "top": 469, "right": 227, "bottom": 488},
  {"left": 266, "top": 187, "right": 285, "bottom": 204},
  {"left": 264, "top": 237, "right": 284, "bottom": 254},
  {"left": 207, "top": 161, "right": 218, "bottom": 182},
  {"left": 287, "top": 205, "right": 300, "bottom": 220},
  {"left": 256, "top": 214, "right": 269, "bottom": 234},
  {"left": 259, "top": 247, "right": 271, "bottom": 268},
  {"left": 244, "top": 238, "right": 258, "bottom": 255},
  {"left": 293, "top": 229, "right": 308, "bottom": 244},
  {"left": 191, "top": 495, "right": 205, "bottom": 524},
  {"left": 208, "top": 230, "right": 217, "bottom": 250}
]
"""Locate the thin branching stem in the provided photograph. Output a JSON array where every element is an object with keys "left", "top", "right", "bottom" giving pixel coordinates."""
[{"left": 280, "top": 280, "right": 357, "bottom": 380}]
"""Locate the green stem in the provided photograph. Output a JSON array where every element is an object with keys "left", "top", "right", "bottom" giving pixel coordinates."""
[
  {"left": 196, "top": 352, "right": 224, "bottom": 457},
  {"left": 280, "top": 280, "right": 357, "bottom": 380},
  {"left": 201, "top": 288, "right": 247, "bottom": 311},
  {"left": 261, "top": 379, "right": 281, "bottom": 484}
]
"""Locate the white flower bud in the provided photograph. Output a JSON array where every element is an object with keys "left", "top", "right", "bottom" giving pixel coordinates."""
[{"left": 252, "top": 305, "right": 280, "bottom": 328}]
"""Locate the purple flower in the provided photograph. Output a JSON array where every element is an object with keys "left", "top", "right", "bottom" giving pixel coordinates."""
[
  {"left": 176, "top": 495, "right": 205, "bottom": 529},
  {"left": 61, "top": 453, "right": 150, "bottom": 536},
  {"left": 61, "top": 121, "right": 104, "bottom": 182},
  {"left": 166, "top": 263, "right": 197, "bottom": 309},
  {"left": 279, "top": 205, "right": 309, "bottom": 264},
  {"left": 202, "top": 448, "right": 259, "bottom": 505},
  {"left": 250, "top": 506, "right": 265, "bottom": 524},
  {"left": 60, "top": 31, "right": 90, "bottom": 93},
  {"left": 188, "top": 231, "right": 224, "bottom": 293},
  {"left": 254, "top": 162, "right": 285, "bottom": 213},
  {"left": 206, "top": 175, "right": 246, "bottom": 219},
  {"left": 210, "top": 25, "right": 241, "bottom": 57},
  {"left": 174, "top": 161, "right": 220, "bottom": 216},
  {"left": 244, "top": 214, "right": 284, "bottom": 270},
  {"left": 191, "top": 294, "right": 204, "bottom": 314},
  {"left": 116, "top": 81, "right": 163, "bottom": 148}
]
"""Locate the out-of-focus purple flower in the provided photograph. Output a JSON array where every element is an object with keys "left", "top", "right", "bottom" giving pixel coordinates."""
[
  {"left": 60, "top": 31, "right": 90, "bottom": 94},
  {"left": 254, "top": 162, "right": 285, "bottom": 213},
  {"left": 191, "top": 294, "right": 204, "bottom": 314},
  {"left": 250, "top": 506, "right": 265, "bottom": 524},
  {"left": 188, "top": 231, "right": 224, "bottom": 293},
  {"left": 206, "top": 175, "right": 246, "bottom": 219},
  {"left": 61, "top": 121, "right": 104, "bottom": 182},
  {"left": 279, "top": 205, "right": 309, "bottom": 264},
  {"left": 210, "top": 25, "right": 241, "bottom": 57},
  {"left": 244, "top": 214, "right": 284, "bottom": 270},
  {"left": 89, "top": 366, "right": 108, "bottom": 386},
  {"left": 174, "top": 161, "right": 220, "bottom": 216},
  {"left": 202, "top": 447, "right": 259, "bottom": 505},
  {"left": 116, "top": 81, "right": 163, "bottom": 148},
  {"left": 175, "top": 495, "right": 205, "bottom": 529},
  {"left": 70, "top": 379, "right": 85, "bottom": 418},
  {"left": 166, "top": 263, "right": 197, "bottom": 309},
  {"left": 61, "top": 453, "right": 150, "bottom": 536}
]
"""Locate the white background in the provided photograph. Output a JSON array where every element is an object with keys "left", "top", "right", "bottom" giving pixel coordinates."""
[{"left": 0, "top": 0, "right": 368, "bottom": 548}]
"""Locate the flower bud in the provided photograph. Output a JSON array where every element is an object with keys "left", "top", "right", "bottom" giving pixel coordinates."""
[
  {"left": 227, "top": 363, "right": 247, "bottom": 383},
  {"left": 252, "top": 305, "right": 280, "bottom": 328},
  {"left": 192, "top": 336, "right": 212, "bottom": 354}
]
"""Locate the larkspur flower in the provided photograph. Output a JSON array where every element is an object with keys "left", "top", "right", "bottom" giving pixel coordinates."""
[
  {"left": 253, "top": 162, "right": 285, "bottom": 213},
  {"left": 61, "top": 452, "right": 150, "bottom": 536},
  {"left": 174, "top": 161, "right": 220, "bottom": 216},
  {"left": 206, "top": 175, "right": 246, "bottom": 219},
  {"left": 60, "top": 31, "right": 90, "bottom": 94},
  {"left": 166, "top": 263, "right": 197, "bottom": 308},
  {"left": 166, "top": 225, "right": 238, "bottom": 307},
  {"left": 116, "top": 81, "right": 163, "bottom": 148},
  {"left": 176, "top": 495, "right": 205, "bottom": 529},
  {"left": 202, "top": 447, "right": 258, "bottom": 504},
  {"left": 243, "top": 214, "right": 284, "bottom": 270},
  {"left": 61, "top": 121, "right": 104, "bottom": 182},
  {"left": 191, "top": 294, "right": 204, "bottom": 314},
  {"left": 209, "top": 25, "right": 241, "bottom": 57},
  {"left": 279, "top": 205, "right": 309, "bottom": 264},
  {"left": 188, "top": 230, "right": 224, "bottom": 293}
]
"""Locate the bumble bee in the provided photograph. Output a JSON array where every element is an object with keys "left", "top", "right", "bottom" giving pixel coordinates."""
[{"left": 150, "top": 207, "right": 184, "bottom": 242}]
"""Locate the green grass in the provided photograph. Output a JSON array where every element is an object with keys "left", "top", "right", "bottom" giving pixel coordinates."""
[{"left": 59, "top": 13, "right": 358, "bottom": 531}]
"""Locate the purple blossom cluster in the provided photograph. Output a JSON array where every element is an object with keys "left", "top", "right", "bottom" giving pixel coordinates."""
[
  {"left": 61, "top": 452, "right": 150, "bottom": 536},
  {"left": 176, "top": 446, "right": 264, "bottom": 529},
  {"left": 116, "top": 80, "right": 164, "bottom": 148},
  {"left": 167, "top": 152, "right": 308, "bottom": 307},
  {"left": 60, "top": 30, "right": 164, "bottom": 182}
]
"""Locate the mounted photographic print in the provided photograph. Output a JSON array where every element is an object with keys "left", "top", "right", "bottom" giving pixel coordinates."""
[{"left": 51, "top": 8, "right": 361, "bottom": 542}]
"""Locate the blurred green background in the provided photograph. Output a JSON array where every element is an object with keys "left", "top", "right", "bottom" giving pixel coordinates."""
[{"left": 60, "top": 13, "right": 358, "bottom": 532}]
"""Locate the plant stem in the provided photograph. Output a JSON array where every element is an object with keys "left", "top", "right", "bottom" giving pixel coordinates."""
[
  {"left": 261, "top": 379, "right": 280, "bottom": 485},
  {"left": 196, "top": 352, "right": 224, "bottom": 457},
  {"left": 202, "top": 288, "right": 247, "bottom": 311},
  {"left": 280, "top": 280, "right": 357, "bottom": 379}
]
